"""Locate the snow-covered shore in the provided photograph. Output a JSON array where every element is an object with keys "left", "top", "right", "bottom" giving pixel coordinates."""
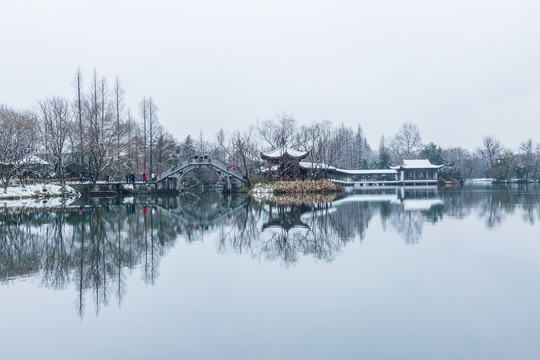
[{"left": 1, "top": 184, "right": 79, "bottom": 207}]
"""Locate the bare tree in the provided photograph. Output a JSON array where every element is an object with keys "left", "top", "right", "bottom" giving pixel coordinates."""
[
  {"left": 257, "top": 112, "right": 298, "bottom": 150},
  {"left": 153, "top": 124, "right": 179, "bottom": 172},
  {"left": 354, "top": 124, "right": 366, "bottom": 167},
  {"left": 215, "top": 127, "right": 227, "bottom": 162},
  {"left": 139, "top": 97, "right": 148, "bottom": 172},
  {"left": 519, "top": 139, "right": 536, "bottom": 181},
  {"left": 73, "top": 67, "right": 85, "bottom": 168},
  {"left": 222, "top": 128, "right": 259, "bottom": 186},
  {"left": 443, "top": 146, "right": 474, "bottom": 180},
  {"left": 390, "top": 122, "right": 422, "bottom": 162},
  {"left": 298, "top": 120, "right": 343, "bottom": 178},
  {"left": 0, "top": 106, "right": 36, "bottom": 192},
  {"left": 84, "top": 72, "right": 125, "bottom": 179},
  {"left": 147, "top": 97, "right": 158, "bottom": 176},
  {"left": 536, "top": 143, "right": 540, "bottom": 181},
  {"left": 125, "top": 110, "right": 137, "bottom": 170},
  {"left": 476, "top": 136, "right": 503, "bottom": 178},
  {"left": 36, "top": 97, "right": 72, "bottom": 187},
  {"left": 334, "top": 124, "right": 354, "bottom": 168},
  {"left": 113, "top": 77, "right": 125, "bottom": 163}
]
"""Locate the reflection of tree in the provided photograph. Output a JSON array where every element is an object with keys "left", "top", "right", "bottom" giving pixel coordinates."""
[
  {"left": 438, "top": 184, "right": 536, "bottom": 230},
  {"left": 379, "top": 202, "right": 393, "bottom": 231},
  {"left": 477, "top": 186, "right": 518, "bottom": 229},
  {"left": 422, "top": 206, "right": 444, "bottom": 224},
  {"left": 479, "top": 198, "right": 504, "bottom": 229},
  {"left": 0, "top": 209, "right": 43, "bottom": 281},
  {"left": 0, "top": 205, "right": 179, "bottom": 319},
  {"left": 521, "top": 187, "right": 540, "bottom": 225},
  {"left": 328, "top": 202, "right": 375, "bottom": 243},
  {"left": 217, "top": 197, "right": 262, "bottom": 257},
  {"left": 41, "top": 210, "right": 72, "bottom": 290},
  {"left": 389, "top": 211, "right": 424, "bottom": 245}
]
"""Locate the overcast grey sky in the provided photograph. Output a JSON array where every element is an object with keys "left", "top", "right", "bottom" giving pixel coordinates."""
[{"left": 2, "top": 0, "right": 540, "bottom": 150}]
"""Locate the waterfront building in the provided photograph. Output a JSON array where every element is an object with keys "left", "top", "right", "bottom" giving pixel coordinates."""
[
  {"left": 261, "top": 147, "right": 310, "bottom": 180},
  {"left": 390, "top": 159, "right": 443, "bottom": 184},
  {"left": 260, "top": 148, "right": 442, "bottom": 185}
]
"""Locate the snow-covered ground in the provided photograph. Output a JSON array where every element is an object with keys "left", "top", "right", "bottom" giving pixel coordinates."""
[
  {"left": 466, "top": 178, "right": 494, "bottom": 183},
  {"left": 0, "top": 184, "right": 79, "bottom": 207}
]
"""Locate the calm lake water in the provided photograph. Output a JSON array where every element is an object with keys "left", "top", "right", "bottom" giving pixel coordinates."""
[{"left": 1, "top": 184, "right": 540, "bottom": 359}]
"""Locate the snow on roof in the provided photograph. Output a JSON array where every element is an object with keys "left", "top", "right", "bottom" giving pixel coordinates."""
[
  {"left": 25, "top": 155, "right": 51, "bottom": 165},
  {"left": 0, "top": 155, "right": 51, "bottom": 166},
  {"left": 261, "top": 147, "right": 309, "bottom": 159},
  {"left": 336, "top": 169, "right": 397, "bottom": 175},
  {"left": 300, "top": 162, "right": 396, "bottom": 175},
  {"left": 390, "top": 159, "right": 442, "bottom": 170},
  {"left": 299, "top": 161, "right": 336, "bottom": 171}
]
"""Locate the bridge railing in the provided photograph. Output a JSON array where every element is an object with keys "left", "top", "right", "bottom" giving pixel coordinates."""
[
  {"left": 155, "top": 159, "right": 246, "bottom": 184},
  {"left": 207, "top": 159, "right": 245, "bottom": 181},
  {"left": 155, "top": 160, "right": 189, "bottom": 182}
]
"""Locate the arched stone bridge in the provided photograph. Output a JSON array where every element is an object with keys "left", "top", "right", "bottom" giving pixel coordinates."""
[{"left": 152, "top": 158, "right": 247, "bottom": 192}]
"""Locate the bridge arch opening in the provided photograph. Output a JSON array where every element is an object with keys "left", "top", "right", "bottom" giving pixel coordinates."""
[
  {"left": 156, "top": 159, "right": 246, "bottom": 192},
  {"left": 177, "top": 166, "right": 232, "bottom": 191}
]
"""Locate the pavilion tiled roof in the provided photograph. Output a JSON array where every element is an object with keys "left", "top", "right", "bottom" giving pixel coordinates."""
[
  {"left": 261, "top": 147, "right": 310, "bottom": 160},
  {"left": 390, "top": 159, "right": 443, "bottom": 170}
]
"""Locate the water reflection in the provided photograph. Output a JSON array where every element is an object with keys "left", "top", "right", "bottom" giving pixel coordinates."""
[
  {"left": 2, "top": 184, "right": 540, "bottom": 316},
  {"left": 0, "top": 204, "right": 180, "bottom": 318}
]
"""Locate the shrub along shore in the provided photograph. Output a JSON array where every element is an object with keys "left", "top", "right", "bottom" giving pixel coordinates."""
[{"left": 272, "top": 179, "right": 344, "bottom": 195}]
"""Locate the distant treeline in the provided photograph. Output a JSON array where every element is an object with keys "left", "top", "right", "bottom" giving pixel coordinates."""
[
  {"left": 191, "top": 115, "right": 540, "bottom": 184},
  {"left": 2, "top": 69, "right": 540, "bottom": 189}
]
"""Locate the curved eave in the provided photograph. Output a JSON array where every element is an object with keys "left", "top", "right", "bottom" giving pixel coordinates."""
[
  {"left": 390, "top": 164, "right": 443, "bottom": 170},
  {"left": 260, "top": 149, "right": 310, "bottom": 160},
  {"left": 336, "top": 169, "right": 398, "bottom": 175},
  {"left": 399, "top": 165, "right": 443, "bottom": 170}
]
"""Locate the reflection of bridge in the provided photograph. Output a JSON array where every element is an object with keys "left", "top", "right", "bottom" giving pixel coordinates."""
[
  {"left": 156, "top": 195, "right": 248, "bottom": 228},
  {"left": 152, "top": 159, "right": 247, "bottom": 192}
]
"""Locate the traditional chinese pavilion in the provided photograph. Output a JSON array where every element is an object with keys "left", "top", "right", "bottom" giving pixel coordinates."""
[
  {"left": 390, "top": 159, "right": 443, "bottom": 184},
  {"left": 261, "top": 147, "right": 310, "bottom": 180}
]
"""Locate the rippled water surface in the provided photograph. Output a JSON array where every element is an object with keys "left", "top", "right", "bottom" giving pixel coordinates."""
[{"left": 1, "top": 184, "right": 540, "bottom": 359}]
